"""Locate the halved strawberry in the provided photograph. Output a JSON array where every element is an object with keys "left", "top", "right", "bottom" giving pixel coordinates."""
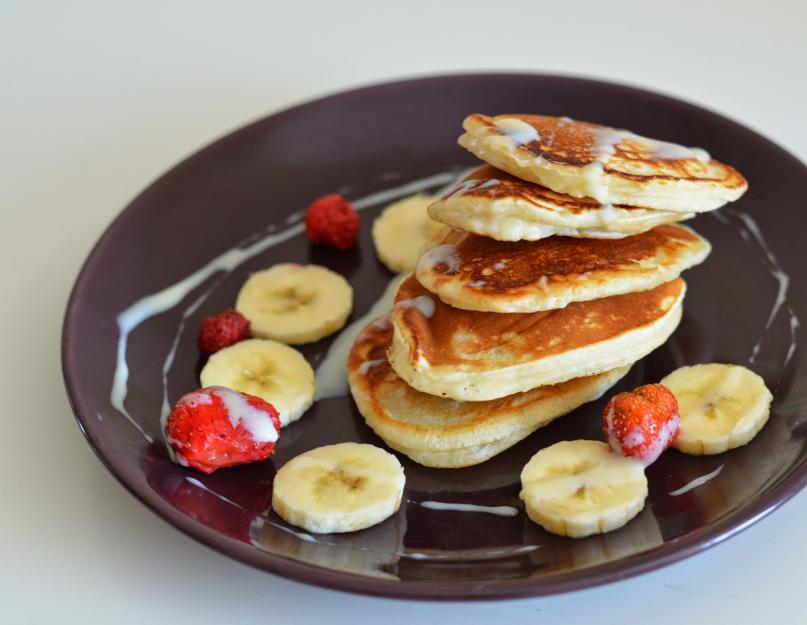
[{"left": 165, "top": 387, "right": 280, "bottom": 473}]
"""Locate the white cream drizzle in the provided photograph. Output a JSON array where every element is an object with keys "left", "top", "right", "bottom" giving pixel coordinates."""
[
  {"left": 417, "top": 243, "right": 461, "bottom": 275},
  {"left": 357, "top": 359, "right": 386, "bottom": 375},
  {"left": 160, "top": 285, "right": 217, "bottom": 422},
  {"left": 711, "top": 209, "right": 799, "bottom": 366},
  {"left": 639, "top": 416, "right": 679, "bottom": 466},
  {"left": 734, "top": 211, "right": 794, "bottom": 362},
  {"left": 418, "top": 501, "right": 519, "bottom": 517},
  {"left": 404, "top": 544, "right": 540, "bottom": 560},
  {"left": 197, "top": 483, "right": 545, "bottom": 563},
  {"left": 184, "top": 476, "right": 243, "bottom": 508},
  {"left": 476, "top": 178, "right": 500, "bottom": 190},
  {"left": 542, "top": 116, "right": 572, "bottom": 150},
  {"left": 443, "top": 178, "right": 479, "bottom": 199},
  {"left": 588, "top": 126, "right": 710, "bottom": 162},
  {"left": 110, "top": 171, "right": 458, "bottom": 440},
  {"left": 395, "top": 295, "right": 435, "bottom": 318},
  {"left": 581, "top": 126, "right": 710, "bottom": 202},
  {"left": 493, "top": 118, "right": 540, "bottom": 147},
  {"left": 669, "top": 464, "right": 724, "bottom": 496},
  {"left": 580, "top": 161, "right": 608, "bottom": 203},
  {"left": 595, "top": 203, "right": 619, "bottom": 225},
  {"left": 250, "top": 516, "right": 319, "bottom": 544},
  {"left": 250, "top": 517, "right": 539, "bottom": 560},
  {"left": 314, "top": 275, "right": 404, "bottom": 400},
  {"left": 210, "top": 386, "right": 279, "bottom": 442},
  {"left": 284, "top": 208, "right": 306, "bottom": 225}
]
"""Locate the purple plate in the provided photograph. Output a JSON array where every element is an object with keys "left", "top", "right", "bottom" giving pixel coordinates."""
[{"left": 62, "top": 74, "right": 806, "bottom": 600}]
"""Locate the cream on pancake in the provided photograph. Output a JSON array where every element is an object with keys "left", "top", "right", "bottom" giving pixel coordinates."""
[
  {"left": 348, "top": 317, "right": 629, "bottom": 468},
  {"left": 428, "top": 165, "right": 692, "bottom": 241},
  {"left": 416, "top": 223, "right": 709, "bottom": 313},
  {"left": 458, "top": 114, "right": 747, "bottom": 211},
  {"left": 388, "top": 275, "right": 685, "bottom": 401}
]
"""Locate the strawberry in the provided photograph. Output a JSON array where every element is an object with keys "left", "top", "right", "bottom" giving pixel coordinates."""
[
  {"left": 164, "top": 387, "right": 280, "bottom": 473},
  {"left": 602, "top": 383, "right": 680, "bottom": 466},
  {"left": 198, "top": 309, "right": 250, "bottom": 355},
  {"left": 304, "top": 193, "right": 359, "bottom": 250}
]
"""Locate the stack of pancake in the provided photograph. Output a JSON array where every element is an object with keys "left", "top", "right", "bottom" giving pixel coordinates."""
[{"left": 348, "top": 114, "right": 747, "bottom": 468}]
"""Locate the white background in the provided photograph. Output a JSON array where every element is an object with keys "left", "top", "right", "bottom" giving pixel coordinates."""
[{"left": 2, "top": 1, "right": 805, "bottom": 622}]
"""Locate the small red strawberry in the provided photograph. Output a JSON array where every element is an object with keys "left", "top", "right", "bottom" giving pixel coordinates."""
[
  {"left": 304, "top": 193, "right": 359, "bottom": 250},
  {"left": 164, "top": 387, "right": 280, "bottom": 473},
  {"left": 198, "top": 309, "right": 250, "bottom": 355},
  {"left": 603, "top": 383, "right": 680, "bottom": 466}
]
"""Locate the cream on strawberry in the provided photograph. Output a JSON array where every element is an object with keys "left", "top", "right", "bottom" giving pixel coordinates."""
[
  {"left": 165, "top": 386, "right": 281, "bottom": 473},
  {"left": 603, "top": 383, "right": 680, "bottom": 466}
]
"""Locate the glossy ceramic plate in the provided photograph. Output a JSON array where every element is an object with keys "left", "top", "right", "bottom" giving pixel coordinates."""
[{"left": 62, "top": 74, "right": 807, "bottom": 600}]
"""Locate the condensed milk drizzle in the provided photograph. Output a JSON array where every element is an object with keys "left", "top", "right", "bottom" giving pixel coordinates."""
[
  {"left": 417, "top": 243, "right": 461, "bottom": 275},
  {"left": 711, "top": 209, "right": 799, "bottom": 366},
  {"left": 542, "top": 115, "right": 572, "bottom": 150},
  {"left": 417, "top": 500, "right": 519, "bottom": 517},
  {"left": 668, "top": 464, "right": 724, "bottom": 496},
  {"left": 249, "top": 516, "right": 539, "bottom": 559},
  {"left": 493, "top": 117, "right": 541, "bottom": 147},
  {"left": 444, "top": 175, "right": 500, "bottom": 200},
  {"left": 587, "top": 126, "right": 710, "bottom": 163},
  {"left": 395, "top": 295, "right": 436, "bottom": 318},
  {"left": 110, "top": 171, "right": 459, "bottom": 440},
  {"left": 315, "top": 275, "right": 403, "bottom": 400},
  {"left": 582, "top": 125, "right": 710, "bottom": 202}
]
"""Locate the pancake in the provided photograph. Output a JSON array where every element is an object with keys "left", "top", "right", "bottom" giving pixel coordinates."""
[
  {"left": 416, "top": 223, "right": 710, "bottom": 313},
  {"left": 348, "top": 317, "right": 630, "bottom": 468},
  {"left": 428, "top": 165, "right": 693, "bottom": 241},
  {"left": 388, "top": 275, "right": 685, "bottom": 401},
  {"left": 458, "top": 114, "right": 747, "bottom": 211}
]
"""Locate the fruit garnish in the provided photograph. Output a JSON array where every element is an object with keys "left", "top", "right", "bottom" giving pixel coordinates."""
[
  {"left": 602, "top": 383, "right": 679, "bottom": 465},
  {"left": 200, "top": 338, "right": 315, "bottom": 427},
  {"left": 271, "top": 442, "right": 405, "bottom": 533},
  {"left": 234, "top": 263, "right": 352, "bottom": 345},
  {"left": 304, "top": 193, "right": 359, "bottom": 250},
  {"left": 164, "top": 386, "right": 280, "bottom": 473},
  {"left": 519, "top": 440, "right": 648, "bottom": 538},
  {"left": 661, "top": 363, "right": 772, "bottom": 455},
  {"left": 371, "top": 193, "right": 443, "bottom": 272},
  {"left": 198, "top": 309, "right": 251, "bottom": 355}
]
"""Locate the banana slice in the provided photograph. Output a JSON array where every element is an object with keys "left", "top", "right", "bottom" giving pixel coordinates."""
[
  {"left": 236, "top": 263, "right": 352, "bottom": 344},
  {"left": 520, "top": 440, "right": 648, "bottom": 538},
  {"left": 661, "top": 363, "right": 773, "bottom": 455},
  {"left": 200, "top": 338, "right": 315, "bottom": 427},
  {"left": 272, "top": 442, "right": 405, "bottom": 534},
  {"left": 372, "top": 194, "right": 447, "bottom": 272}
]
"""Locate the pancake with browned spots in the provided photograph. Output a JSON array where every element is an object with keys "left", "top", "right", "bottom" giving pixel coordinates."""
[
  {"left": 428, "top": 165, "right": 692, "bottom": 241},
  {"left": 348, "top": 317, "right": 629, "bottom": 468},
  {"left": 416, "top": 223, "right": 709, "bottom": 312},
  {"left": 458, "top": 114, "right": 747, "bottom": 211},
  {"left": 388, "top": 275, "right": 685, "bottom": 401}
]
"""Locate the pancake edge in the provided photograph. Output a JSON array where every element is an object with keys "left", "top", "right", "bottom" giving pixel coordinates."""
[
  {"left": 388, "top": 288, "right": 684, "bottom": 401},
  {"left": 416, "top": 226, "right": 710, "bottom": 313},
  {"left": 459, "top": 125, "right": 747, "bottom": 212}
]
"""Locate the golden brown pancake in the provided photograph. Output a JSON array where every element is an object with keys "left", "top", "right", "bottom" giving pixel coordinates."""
[
  {"left": 348, "top": 317, "right": 630, "bottom": 468},
  {"left": 428, "top": 164, "right": 692, "bottom": 241},
  {"left": 416, "top": 223, "right": 710, "bottom": 312},
  {"left": 458, "top": 114, "right": 747, "bottom": 211},
  {"left": 388, "top": 275, "right": 685, "bottom": 401}
]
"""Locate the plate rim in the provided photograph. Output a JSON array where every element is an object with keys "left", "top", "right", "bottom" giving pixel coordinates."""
[{"left": 61, "top": 71, "right": 807, "bottom": 601}]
